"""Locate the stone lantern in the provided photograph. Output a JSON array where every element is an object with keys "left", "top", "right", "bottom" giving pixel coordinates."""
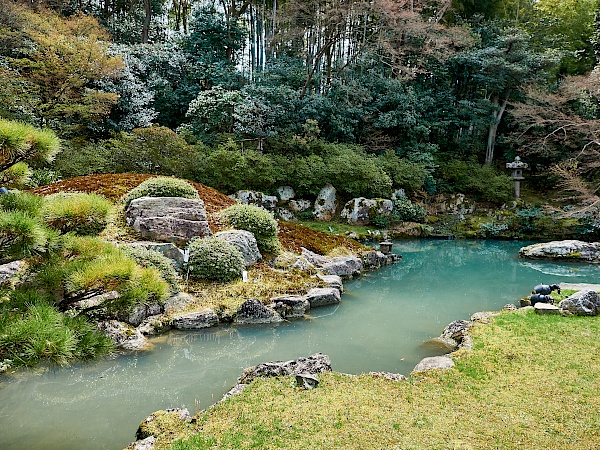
[
  {"left": 379, "top": 241, "right": 393, "bottom": 255},
  {"left": 506, "top": 156, "right": 528, "bottom": 199}
]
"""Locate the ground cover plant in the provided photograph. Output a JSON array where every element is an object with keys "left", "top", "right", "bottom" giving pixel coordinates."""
[{"left": 143, "top": 308, "right": 600, "bottom": 449}]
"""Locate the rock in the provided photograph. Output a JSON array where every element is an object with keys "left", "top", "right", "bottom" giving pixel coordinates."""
[
  {"left": 137, "top": 315, "right": 171, "bottom": 335},
  {"left": 125, "top": 197, "right": 211, "bottom": 246},
  {"left": 0, "top": 260, "right": 26, "bottom": 286},
  {"left": 391, "top": 189, "right": 406, "bottom": 200},
  {"left": 273, "top": 252, "right": 315, "bottom": 273},
  {"left": 136, "top": 408, "right": 192, "bottom": 440},
  {"left": 220, "top": 384, "right": 246, "bottom": 403},
  {"left": 470, "top": 312, "right": 498, "bottom": 324},
  {"left": 69, "top": 290, "right": 119, "bottom": 312},
  {"left": 429, "top": 319, "right": 473, "bottom": 351},
  {"left": 421, "top": 337, "right": 459, "bottom": 353},
  {"left": 520, "top": 298, "right": 532, "bottom": 307},
  {"left": 301, "top": 247, "right": 362, "bottom": 278},
  {"left": 305, "top": 287, "right": 341, "bottom": 308},
  {"left": 215, "top": 230, "right": 261, "bottom": 267},
  {"left": 164, "top": 292, "right": 196, "bottom": 314},
  {"left": 238, "top": 353, "right": 332, "bottom": 384},
  {"left": 430, "top": 193, "right": 476, "bottom": 217},
  {"left": 97, "top": 320, "right": 149, "bottom": 350},
  {"left": 126, "top": 436, "right": 155, "bottom": 450},
  {"left": 317, "top": 274, "right": 343, "bottom": 293},
  {"left": 503, "top": 304, "right": 518, "bottom": 311},
  {"left": 275, "top": 207, "right": 296, "bottom": 222},
  {"left": 123, "top": 241, "right": 185, "bottom": 268},
  {"left": 313, "top": 184, "right": 338, "bottom": 221},
  {"left": 340, "top": 197, "right": 393, "bottom": 226},
  {"left": 172, "top": 309, "right": 219, "bottom": 329},
  {"left": 389, "top": 222, "right": 423, "bottom": 238},
  {"left": 296, "top": 373, "right": 319, "bottom": 389},
  {"left": 269, "top": 295, "right": 310, "bottom": 319},
  {"left": 412, "top": 356, "right": 455, "bottom": 374},
  {"left": 369, "top": 371, "right": 407, "bottom": 382},
  {"left": 534, "top": 303, "right": 561, "bottom": 315},
  {"left": 519, "top": 240, "right": 600, "bottom": 262},
  {"left": 235, "top": 298, "right": 284, "bottom": 324},
  {"left": 361, "top": 250, "right": 389, "bottom": 270},
  {"left": 559, "top": 290, "right": 600, "bottom": 316},
  {"left": 230, "top": 190, "right": 277, "bottom": 210},
  {"left": 120, "top": 302, "right": 164, "bottom": 327},
  {"left": 289, "top": 199, "right": 312, "bottom": 213},
  {"left": 277, "top": 186, "right": 296, "bottom": 202}
]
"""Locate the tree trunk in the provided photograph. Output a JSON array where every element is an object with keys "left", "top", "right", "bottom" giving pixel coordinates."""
[
  {"left": 142, "top": 0, "right": 151, "bottom": 43},
  {"left": 485, "top": 94, "right": 509, "bottom": 165}
]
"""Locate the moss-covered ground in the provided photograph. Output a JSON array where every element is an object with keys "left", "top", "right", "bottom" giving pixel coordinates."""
[{"left": 143, "top": 308, "right": 600, "bottom": 450}]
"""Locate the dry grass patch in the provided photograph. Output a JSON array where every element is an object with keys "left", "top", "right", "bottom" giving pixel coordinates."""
[{"left": 155, "top": 309, "right": 600, "bottom": 450}]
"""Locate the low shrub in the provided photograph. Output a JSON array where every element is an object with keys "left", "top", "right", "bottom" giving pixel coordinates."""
[
  {"left": 0, "top": 210, "right": 49, "bottom": 262},
  {"left": 0, "top": 191, "right": 43, "bottom": 216},
  {"left": 220, "top": 204, "right": 280, "bottom": 254},
  {"left": 123, "top": 177, "right": 199, "bottom": 207},
  {"left": 123, "top": 246, "right": 180, "bottom": 293},
  {"left": 439, "top": 161, "right": 513, "bottom": 204},
  {"left": 188, "top": 236, "right": 245, "bottom": 282},
  {"left": 42, "top": 192, "right": 112, "bottom": 235},
  {"left": 390, "top": 197, "right": 425, "bottom": 223}
]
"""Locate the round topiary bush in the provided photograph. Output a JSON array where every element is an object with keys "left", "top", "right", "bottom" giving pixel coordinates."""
[
  {"left": 123, "top": 177, "right": 199, "bottom": 207},
  {"left": 41, "top": 192, "right": 112, "bottom": 235},
  {"left": 188, "top": 236, "right": 245, "bottom": 282},
  {"left": 220, "top": 204, "right": 281, "bottom": 254},
  {"left": 123, "top": 246, "right": 180, "bottom": 293}
]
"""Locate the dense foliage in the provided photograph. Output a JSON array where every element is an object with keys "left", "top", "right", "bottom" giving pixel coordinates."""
[
  {"left": 188, "top": 236, "right": 246, "bottom": 282},
  {"left": 220, "top": 204, "right": 281, "bottom": 254}
]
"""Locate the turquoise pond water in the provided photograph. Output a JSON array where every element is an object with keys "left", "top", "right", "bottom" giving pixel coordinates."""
[{"left": 0, "top": 239, "right": 598, "bottom": 449}]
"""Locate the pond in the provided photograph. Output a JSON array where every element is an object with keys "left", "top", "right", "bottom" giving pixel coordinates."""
[{"left": 1, "top": 240, "right": 598, "bottom": 449}]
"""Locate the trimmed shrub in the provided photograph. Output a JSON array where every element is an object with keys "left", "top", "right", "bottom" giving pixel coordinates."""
[
  {"left": 188, "top": 236, "right": 245, "bottom": 282},
  {"left": 220, "top": 204, "right": 281, "bottom": 254},
  {"left": 123, "top": 246, "right": 180, "bottom": 293},
  {"left": 0, "top": 210, "right": 49, "bottom": 262},
  {"left": 42, "top": 192, "right": 112, "bottom": 235},
  {"left": 0, "top": 191, "right": 43, "bottom": 216},
  {"left": 391, "top": 197, "right": 425, "bottom": 223},
  {"left": 439, "top": 161, "right": 513, "bottom": 204},
  {"left": 123, "top": 177, "right": 199, "bottom": 207}
]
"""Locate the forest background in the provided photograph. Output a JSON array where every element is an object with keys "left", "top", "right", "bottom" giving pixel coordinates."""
[{"left": 0, "top": 0, "right": 599, "bottom": 230}]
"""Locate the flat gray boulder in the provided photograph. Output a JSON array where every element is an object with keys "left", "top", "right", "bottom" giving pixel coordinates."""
[
  {"left": 126, "top": 197, "right": 212, "bottom": 246},
  {"left": 235, "top": 298, "right": 283, "bottom": 324},
  {"left": 215, "top": 230, "right": 261, "bottom": 267},
  {"left": 317, "top": 274, "right": 343, "bottom": 293},
  {"left": 519, "top": 240, "right": 600, "bottom": 262},
  {"left": 238, "top": 353, "right": 332, "bottom": 384},
  {"left": 270, "top": 295, "right": 310, "bottom": 319},
  {"left": 301, "top": 247, "right": 362, "bottom": 278},
  {"left": 559, "top": 290, "right": 600, "bottom": 316},
  {"left": 172, "top": 309, "right": 219, "bottom": 329},
  {"left": 305, "top": 287, "right": 341, "bottom": 307},
  {"left": 412, "top": 356, "right": 455, "bottom": 374},
  {"left": 534, "top": 303, "right": 561, "bottom": 315}
]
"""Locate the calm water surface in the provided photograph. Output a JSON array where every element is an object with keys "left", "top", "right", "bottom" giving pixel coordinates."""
[{"left": 1, "top": 240, "right": 598, "bottom": 449}]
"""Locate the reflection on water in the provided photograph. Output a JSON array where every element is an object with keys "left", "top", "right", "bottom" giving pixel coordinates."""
[{"left": 1, "top": 240, "right": 598, "bottom": 450}]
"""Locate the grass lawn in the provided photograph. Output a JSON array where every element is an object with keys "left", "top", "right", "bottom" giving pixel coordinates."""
[{"left": 146, "top": 308, "right": 600, "bottom": 449}]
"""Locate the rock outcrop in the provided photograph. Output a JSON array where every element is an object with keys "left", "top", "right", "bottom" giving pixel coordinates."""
[
  {"left": 238, "top": 353, "right": 332, "bottom": 384},
  {"left": 172, "top": 309, "right": 219, "bottom": 329},
  {"left": 276, "top": 186, "right": 296, "bottom": 202},
  {"left": 215, "top": 230, "right": 261, "bottom": 267},
  {"left": 97, "top": 320, "right": 149, "bottom": 350},
  {"left": 235, "top": 298, "right": 283, "bottom": 324},
  {"left": 125, "top": 197, "right": 211, "bottom": 246},
  {"left": 305, "top": 287, "right": 341, "bottom": 307},
  {"left": 519, "top": 240, "right": 600, "bottom": 263},
  {"left": 559, "top": 290, "right": 600, "bottom": 316},
  {"left": 230, "top": 190, "right": 277, "bottom": 210},
  {"left": 313, "top": 184, "right": 338, "bottom": 221},
  {"left": 269, "top": 295, "right": 310, "bottom": 319},
  {"left": 340, "top": 197, "right": 393, "bottom": 226},
  {"left": 289, "top": 199, "right": 312, "bottom": 213},
  {"left": 301, "top": 247, "right": 362, "bottom": 278}
]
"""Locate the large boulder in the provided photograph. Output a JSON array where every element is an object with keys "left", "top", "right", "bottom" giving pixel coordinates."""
[
  {"left": 313, "top": 184, "right": 338, "bottom": 221},
  {"left": 559, "top": 290, "right": 600, "bottom": 316},
  {"left": 238, "top": 353, "right": 332, "bottom": 384},
  {"left": 361, "top": 250, "right": 389, "bottom": 270},
  {"left": 215, "top": 230, "right": 261, "bottom": 267},
  {"left": 235, "top": 298, "right": 284, "bottom": 324},
  {"left": 340, "top": 197, "right": 393, "bottom": 226},
  {"left": 172, "top": 309, "right": 219, "bottom": 329},
  {"left": 305, "top": 287, "right": 341, "bottom": 307},
  {"left": 0, "top": 260, "right": 26, "bottom": 287},
  {"left": 276, "top": 186, "right": 296, "bottom": 202},
  {"left": 289, "top": 199, "right": 312, "bottom": 213},
  {"left": 125, "top": 197, "right": 211, "bottom": 246},
  {"left": 97, "top": 320, "right": 149, "bottom": 350},
  {"left": 230, "top": 190, "right": 277, "bottom": 210},
  {"left": 119, "top": 302, "right": 164, "bottom": 327},
  {"left": 430, "top": 193, "right": 476, "bottom": 217},
  {"left": 269, "top": 295, "right": 310, "bottom": 319},
  {"left": 164, "top": 292, "right": 196, "bottom": 314},
  {"left": 519, "top": 240, "right": 600, "bottom": 263},
  {"left": 301, "top": 247, "right": 363, "bottom": 278},
  {"left": 412, "top": 356, "right": 455, "bottom": 374}
]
